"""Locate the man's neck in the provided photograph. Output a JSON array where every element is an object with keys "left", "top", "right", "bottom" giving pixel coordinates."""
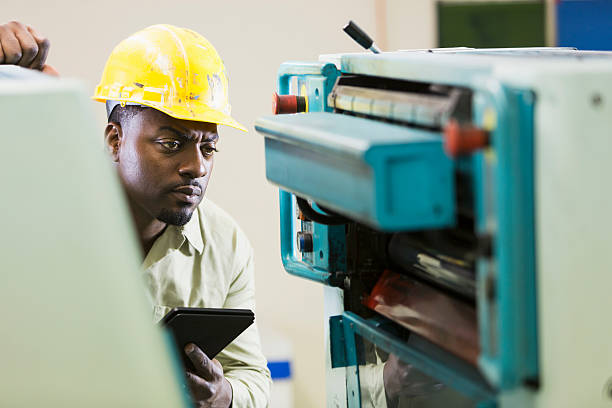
[{"left": 127, "top": 200, "right": 167, "bottom": 257}]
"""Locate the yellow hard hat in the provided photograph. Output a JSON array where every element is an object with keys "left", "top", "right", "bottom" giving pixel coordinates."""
[{"left": 93, "top": 24, "right": 246, "bottom": 132}]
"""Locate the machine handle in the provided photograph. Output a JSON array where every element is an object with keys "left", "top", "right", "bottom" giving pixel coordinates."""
[
  {"left": 343, "top": 20, "right": 381, "bottom": 53},
  {"left": 279, "top": 190, "right": 332, "bottom": 284}
]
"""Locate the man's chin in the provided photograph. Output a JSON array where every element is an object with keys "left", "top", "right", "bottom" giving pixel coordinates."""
[{"left": 157, "top": 207, "right": 194, "bottom": 226}]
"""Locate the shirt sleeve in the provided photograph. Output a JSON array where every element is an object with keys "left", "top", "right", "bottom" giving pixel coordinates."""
[
  {"left": 359, "top": 363, "right": 388, "bottom": 408},
  {"left": 216, "top": 245, "right": 272, "bottom": 408}
]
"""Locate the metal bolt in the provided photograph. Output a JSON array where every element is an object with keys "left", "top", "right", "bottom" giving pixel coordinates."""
[
  {"left": 344, "top": 276, "right": 351, "bottom": 291},
  {"left": 433, "top": 204, "right": 442, "bottom": 216},
  {"left": 592, "top": 93, "right": 603, "bottom": 107}
]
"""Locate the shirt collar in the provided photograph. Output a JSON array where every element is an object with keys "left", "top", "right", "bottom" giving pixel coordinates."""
[{"left": 178, "top": 207, "right": 204, "bottom": 254}]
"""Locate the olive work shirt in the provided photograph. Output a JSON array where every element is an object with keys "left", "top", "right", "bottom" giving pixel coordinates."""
[{"left": 142, "top": 198, "right": 271, "bottom": 407}]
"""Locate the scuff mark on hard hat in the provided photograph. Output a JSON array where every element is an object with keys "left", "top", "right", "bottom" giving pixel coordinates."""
[
  {"left": 207, "top": 73, "right": 226, "bottom": 110},
  {"left": 154, "top": 54, "right": 173, "bottom": 75},
  {"left": 134, "top": 82, "right": 144, "bottom": 88},
  {"left": 196, "top": 44, "right": 208, "bottom": 52}
]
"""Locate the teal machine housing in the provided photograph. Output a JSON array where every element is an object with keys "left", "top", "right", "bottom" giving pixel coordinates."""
[{"left": 253, "top": 48, "right": 602, "bottom": 407}]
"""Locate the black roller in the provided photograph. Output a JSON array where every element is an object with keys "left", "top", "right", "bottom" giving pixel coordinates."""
[
  {"left": 295, "top": 196, "right": 349, "bottom": 225},
  {"left": 388, "top": 233, "right": 476, "bottom": 300}
]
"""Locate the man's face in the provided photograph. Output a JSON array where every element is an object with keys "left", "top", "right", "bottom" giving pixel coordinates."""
[{"left": 111, "top": 108, "right": 218, "bottom": 226}]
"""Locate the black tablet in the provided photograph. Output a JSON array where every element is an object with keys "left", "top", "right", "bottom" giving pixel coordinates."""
[{"left": 161, "top": 307, "right": 254, "bottom": 370}]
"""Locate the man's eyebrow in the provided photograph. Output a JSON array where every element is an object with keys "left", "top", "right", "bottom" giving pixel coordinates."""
[
  {"left": 158, "top": 126, "right": 192, "bottom": 141},
  {"left": 204, "top": 133, "right": 219, "bottom": 142},
  {"left": 158, "top": 126, "right": 218, "bottom": 142}
]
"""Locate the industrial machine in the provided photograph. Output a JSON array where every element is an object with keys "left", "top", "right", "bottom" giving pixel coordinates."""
[{"left": 256, "top": 47, "right": 612, "bottom": 407}]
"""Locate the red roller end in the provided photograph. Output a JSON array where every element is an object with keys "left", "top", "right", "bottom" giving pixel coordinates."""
[
  {"left": 444, "top": 119, "right": 489, "bottom": 157},
  {"left": 272, "top": 92, "right": 307, "bottom": 114}
]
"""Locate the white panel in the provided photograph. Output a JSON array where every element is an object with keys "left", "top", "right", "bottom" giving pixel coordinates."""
[
  {"left": 324, "top": 286, "right": 347, "bottom": 408},
  {"left": 0, "top": 75, "right": 184, "bottom": 407},
  {"left": 534, "top": 70, "right": 612, "bottom": 408}
]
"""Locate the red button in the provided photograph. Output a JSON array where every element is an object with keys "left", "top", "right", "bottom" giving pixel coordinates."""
[
  {"left": 272, "top": 92, "right": 307, "bottom": 114},
  {"left": 444, "top": 119, "right": 489, "bottom": 157}
]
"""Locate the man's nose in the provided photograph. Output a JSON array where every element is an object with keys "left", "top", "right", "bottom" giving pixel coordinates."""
[{"left": 178, "top": 147, "right": 207, "bottom": 179}]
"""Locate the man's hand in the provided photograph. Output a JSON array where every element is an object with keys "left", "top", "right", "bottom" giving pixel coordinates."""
[
  {"left": 0, "top": 21, "right": 58, "bottom": 75},
  {"left": 184, "top": 343, "right": 233, "bottom": 408}
]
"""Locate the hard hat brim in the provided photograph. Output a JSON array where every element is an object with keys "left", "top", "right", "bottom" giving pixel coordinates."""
[{"left": 93, "top": 96, "right": 248, "bottom": 132}]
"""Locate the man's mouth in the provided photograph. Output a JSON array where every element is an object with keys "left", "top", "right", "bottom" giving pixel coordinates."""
[
  {"left": 173, "top": 185, "right": 202, "bottom": 196},
  {"left": 171, "top": 185, "right": 202, "bottom": 204}
]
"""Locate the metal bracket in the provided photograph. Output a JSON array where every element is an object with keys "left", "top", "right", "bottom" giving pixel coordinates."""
[{"left": 329, "top": 315, "right": 347, "bottom": 368}]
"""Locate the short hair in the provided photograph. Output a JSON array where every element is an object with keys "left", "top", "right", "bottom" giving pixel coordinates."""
[{"left": 108, "top": 105, "right": 147, "bottom": 126}]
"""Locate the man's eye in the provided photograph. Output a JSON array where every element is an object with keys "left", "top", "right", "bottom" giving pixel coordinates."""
[
  {"left": 160, "top": 141, "right": 182, "bottom": 151},
  {"left": 202, "top": 146, "right": 218, "bottom": 157}
]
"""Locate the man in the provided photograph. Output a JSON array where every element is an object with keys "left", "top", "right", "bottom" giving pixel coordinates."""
[{"left": 0, "top": 21, "right": 271, "bottom": 407}]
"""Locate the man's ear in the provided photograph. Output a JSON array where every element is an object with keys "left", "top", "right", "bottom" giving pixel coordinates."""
[{"left": 104, "top": 122, "right": 122, "bottom": 162}]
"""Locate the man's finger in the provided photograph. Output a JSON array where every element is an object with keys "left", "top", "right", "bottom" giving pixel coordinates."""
[
  {"left": 11, "top": 22, "right": 38, "bottom": 67},
  {"left": 41, "top": 64, "right": 59, "bottom": 77},
  {"left": 185, "top": 371, "right": 214, "bottom": 400},
  {"left": 25, "top": 24, "right": 42, "bottom": 39},
  {"left": 184, "top": 343, "right": 215, "bottom": 381},
  {"left": 25, "top": 25, "right": 49, "bottom": 70},
  {"left": 0, "top": 25, "right": 22, "bottom": 64}
]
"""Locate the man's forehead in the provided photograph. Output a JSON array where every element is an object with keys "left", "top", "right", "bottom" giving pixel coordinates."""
[{"left": 140, "top": 108, "right": 219, "bottom": 138}]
